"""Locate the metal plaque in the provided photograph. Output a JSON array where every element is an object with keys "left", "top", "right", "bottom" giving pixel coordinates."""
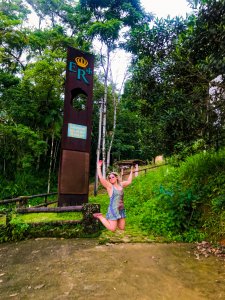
[{"left": 67, "top": 123, "right": 87, "bottom": 139}]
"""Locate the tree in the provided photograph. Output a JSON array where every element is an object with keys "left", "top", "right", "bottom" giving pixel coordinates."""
[
  {"left": 81, "top": 0, "right": 151, "bottom": 176},
  {"left": 122, "top": 1, "right": 225, "bottom": 158}
]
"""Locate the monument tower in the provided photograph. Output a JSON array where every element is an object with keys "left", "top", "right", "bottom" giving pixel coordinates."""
[{"left": 58, "top": 47, "right": 94, "bottom": 206}]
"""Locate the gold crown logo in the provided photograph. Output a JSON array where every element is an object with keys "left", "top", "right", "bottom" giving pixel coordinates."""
[{"left": 75, "top": 57, "right": 88, "bottom": 68}]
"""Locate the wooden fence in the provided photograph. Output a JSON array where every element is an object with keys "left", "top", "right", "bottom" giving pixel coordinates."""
[
  {"left": 121, "top": 163, "right": 168, "bottom": 178},
  {"left": 0, "top": 192, "right": 58, "bottom": 207},
  {"left": 0, "top": 192, "right": 100, "bottom": 234}
]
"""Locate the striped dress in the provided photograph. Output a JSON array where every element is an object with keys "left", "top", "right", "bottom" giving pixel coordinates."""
[{"left": 106, "top": 185, "right": 126, "bottom": 220}]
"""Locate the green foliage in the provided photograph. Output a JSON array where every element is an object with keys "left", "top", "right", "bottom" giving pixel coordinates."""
[
  {"left": 0, "top": 211, "right": 99, "bottom": 242},
  {"left": 0, "top": 170, "right": 55, "bottom": 199},
  {"left": 88, "top": 19, "right": 122, "bottom": 47},
  {"left": 0, "top": 0, "right": 151, "bottom": 192},
  {"left": 122, "top": 165, "right": 203, "bottom": 241},
  {"left": 112, "top": 108, "right": 142, "bottom": 160},
  {"left": 0, "top": 0, "right": 94, "bottom": 198},
  {"left": 139, "top": 186, "right": 202, "bottom": 241},
  {"left": 1, "top": 0, "right": 225, "bottom": 245},
  {"left": 95, "top": 148, "right": 225, "bottom": 242},
  {"left": 202, "top": 210, "right": 225, "bottom": 242},
  {"left": 9, "top": 218, "right": 30, "bottom": 241},
  {"left": 0, "top": 122, "right": 47, "bottom": 181},
  {"left": 122, "top": 0, "right": 225, "bottom": 158},
  {"left": 211, "top": 195, "right": 225, "bottom": 212},
  {"left": 0, "top": 220, "right": 89, "bottom": 242},
  {"left": 178, "top": 150, "right": 225, "bottom": 188},
  {"left": 27, "top": 223, "right": 87, "bottom": 239},
  {"left": 0, "top": 149, "right": 224, "bottom": 243}
]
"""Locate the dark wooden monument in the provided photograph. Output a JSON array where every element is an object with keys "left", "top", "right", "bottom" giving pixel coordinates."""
[{"left": 58, "top": 47, "right": 94, "bottom": 206}]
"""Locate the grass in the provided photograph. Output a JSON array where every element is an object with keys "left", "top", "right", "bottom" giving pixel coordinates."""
[
  {"left": 16, "top": 212, "right": 83, "bottom": 223},
  {"left": 88, "top": 166, "right": 169, "bottom": 243},
  {"left": 91, "top": 150, "right": 225, "bottom": 243},
  {"left": 1, "top": 149, "right": 225, "bottom": 244}
]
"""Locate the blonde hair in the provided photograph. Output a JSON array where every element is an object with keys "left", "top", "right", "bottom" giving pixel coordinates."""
[{"left": 107, "top": 172, "right": 121, "bottom": 182}]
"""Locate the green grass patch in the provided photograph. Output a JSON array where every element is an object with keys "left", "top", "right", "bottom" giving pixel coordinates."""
[{"left": 16, "top": 212, "right": 83, "bottom": 223}]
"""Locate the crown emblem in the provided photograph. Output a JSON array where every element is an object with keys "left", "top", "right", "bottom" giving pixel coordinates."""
[{"left": 75, "top": 57, "right": 88, "bottom": 68}]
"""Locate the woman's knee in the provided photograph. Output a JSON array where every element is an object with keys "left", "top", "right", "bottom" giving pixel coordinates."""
[
  {"left": 117, "top": 219, "right": 125, "bottom": 230},
  {"left": 108, "top": 221, "right": 117, "bottom": 232},
  {"left": 109, "top": 227, "right": 117, "bottom": 232},
  {"left": 117, "top": 224, "right": 125, "bottom": 230}
]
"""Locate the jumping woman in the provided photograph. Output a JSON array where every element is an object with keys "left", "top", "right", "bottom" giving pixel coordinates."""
[{"left": 93, "top": 160, "right": 133, "bottom": 232}]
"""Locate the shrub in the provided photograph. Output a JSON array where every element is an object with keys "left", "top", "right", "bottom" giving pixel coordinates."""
[{"left": 125, "top": 148, "right": 225, "bottom": 242}]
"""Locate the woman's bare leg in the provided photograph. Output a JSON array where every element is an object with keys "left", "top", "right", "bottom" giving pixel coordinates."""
[
  {"left": 117, "top": 218, "right": 126, "bottom": 230},
  {"left": 93, "top": 214, "right": 117, "bottom": 232}
]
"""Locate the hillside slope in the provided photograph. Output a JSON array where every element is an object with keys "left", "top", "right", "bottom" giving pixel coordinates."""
[{"left": 91, "top": 149, "right": 225, "bottom": 243}]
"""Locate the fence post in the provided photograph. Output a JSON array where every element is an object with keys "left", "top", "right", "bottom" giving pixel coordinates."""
[
  {"left": 18, "top": 196, "right": 28, "bottom": 207},
  {"left": 44, "top": 195, "right": 48, "bottom": 206},
  {"left": 135, "top": 164, "right": 138, "bottom": 177},
  {"left": 6, "top": 210, "right": 12, "bottom": 226},
  {"left": 120, "top": 168, "right": 124, "bottom": 181}
]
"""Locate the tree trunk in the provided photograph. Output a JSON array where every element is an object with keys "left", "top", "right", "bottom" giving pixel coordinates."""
[
  {"left": 36, "top": 155, "right": 40, "bottom": 171},
  {"left": 94, "top": 100, "right": 103, "bottom": 196},
  {"left": 107, "top": 92, "right": 117, "bottom": 168},
  {"left": 45, "top": 137, "right": 48, "bottom": 156},
  {"left": 47, "top": 132, "right": 54, "bottom": 193},
  {"left": 3, "top": 136, "right": 6, "bottom": 175},
  {"left": 53, "top": 139, "right": 60, "bottom": 172},
  {"left": 102, "top": 47, "right": 110, "bottom": 178},
  {"left": 106, "top": 70, "right": 127, "bottom": 169}
]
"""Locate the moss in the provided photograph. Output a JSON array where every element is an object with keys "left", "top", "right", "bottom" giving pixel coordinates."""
[{"left": 0, "top": 203, "right": 102, "bottom": 243}]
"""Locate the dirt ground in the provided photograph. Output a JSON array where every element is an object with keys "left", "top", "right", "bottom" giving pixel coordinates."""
[{"left": 0, "top": 238, "right": 225, "bottom": 300}]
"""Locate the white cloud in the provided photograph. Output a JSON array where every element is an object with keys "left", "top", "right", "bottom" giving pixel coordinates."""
[{"left": 141, "top": 0, "right": 192, "bottom": 18}]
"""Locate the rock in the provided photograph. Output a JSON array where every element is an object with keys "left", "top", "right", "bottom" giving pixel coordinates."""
[{"left": 34, "top": 284, "right": 45, "bottom": 290}]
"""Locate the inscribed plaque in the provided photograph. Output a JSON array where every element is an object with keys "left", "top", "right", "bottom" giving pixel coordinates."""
[{"left": 68, "top": 123, "right": 87, "bottom": 139}]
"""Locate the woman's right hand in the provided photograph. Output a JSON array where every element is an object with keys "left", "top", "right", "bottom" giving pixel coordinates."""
[
  {"left": 97, "top": 160, "right": 111, "bottom": 190},
  {"left": 98, "top": 160, "right": 103, "bottom": 168}
]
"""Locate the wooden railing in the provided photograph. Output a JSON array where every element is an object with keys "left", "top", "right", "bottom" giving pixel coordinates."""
[
  {"left": 0, "top": 192, "right": 58, "bottom": 207},
  {"left": 15, "top": 203, "right": 101, "bottom": 231},
  {"left": 0, "top": 192, "right": 101, "bottom": 235},
  {"left": 122, "top": 163, "right": 168, "bottom": 177}
]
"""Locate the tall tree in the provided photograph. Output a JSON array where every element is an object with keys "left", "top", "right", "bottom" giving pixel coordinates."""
[{"left": 81, "top": 0, "right": 152, "bottom": 176}]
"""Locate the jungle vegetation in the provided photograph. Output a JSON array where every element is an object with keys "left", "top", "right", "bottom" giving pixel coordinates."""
[{"left": 0, "top": 0, "right": 225, "bottom": 241}]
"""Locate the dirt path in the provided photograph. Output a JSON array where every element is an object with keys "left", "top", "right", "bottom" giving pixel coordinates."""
[{"left": 0, "top": 239, "right": 225, "bottom": 299}]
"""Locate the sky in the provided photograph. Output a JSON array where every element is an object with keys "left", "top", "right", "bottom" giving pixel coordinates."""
[
  {"left": 141, "top": 0, "right": 192, "bottom": 18},
  {"left": 112, "top": 0, "right": 193, "bottom": 89}
]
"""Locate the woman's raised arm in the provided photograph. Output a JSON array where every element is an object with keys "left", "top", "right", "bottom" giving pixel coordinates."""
[
  {"left": 97, "top": 160, "right": 111, "bottom": 189},
  {"left": 121, "top": 166, "right": 134, "bottom": 188}
]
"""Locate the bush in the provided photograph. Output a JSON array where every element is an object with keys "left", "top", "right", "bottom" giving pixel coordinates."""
[
  {"left": 0, "top": 170, "right": 57, "bottom": 200},
  {"left": 123, "top": 148, "right": 225, "bottom": 242}
]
